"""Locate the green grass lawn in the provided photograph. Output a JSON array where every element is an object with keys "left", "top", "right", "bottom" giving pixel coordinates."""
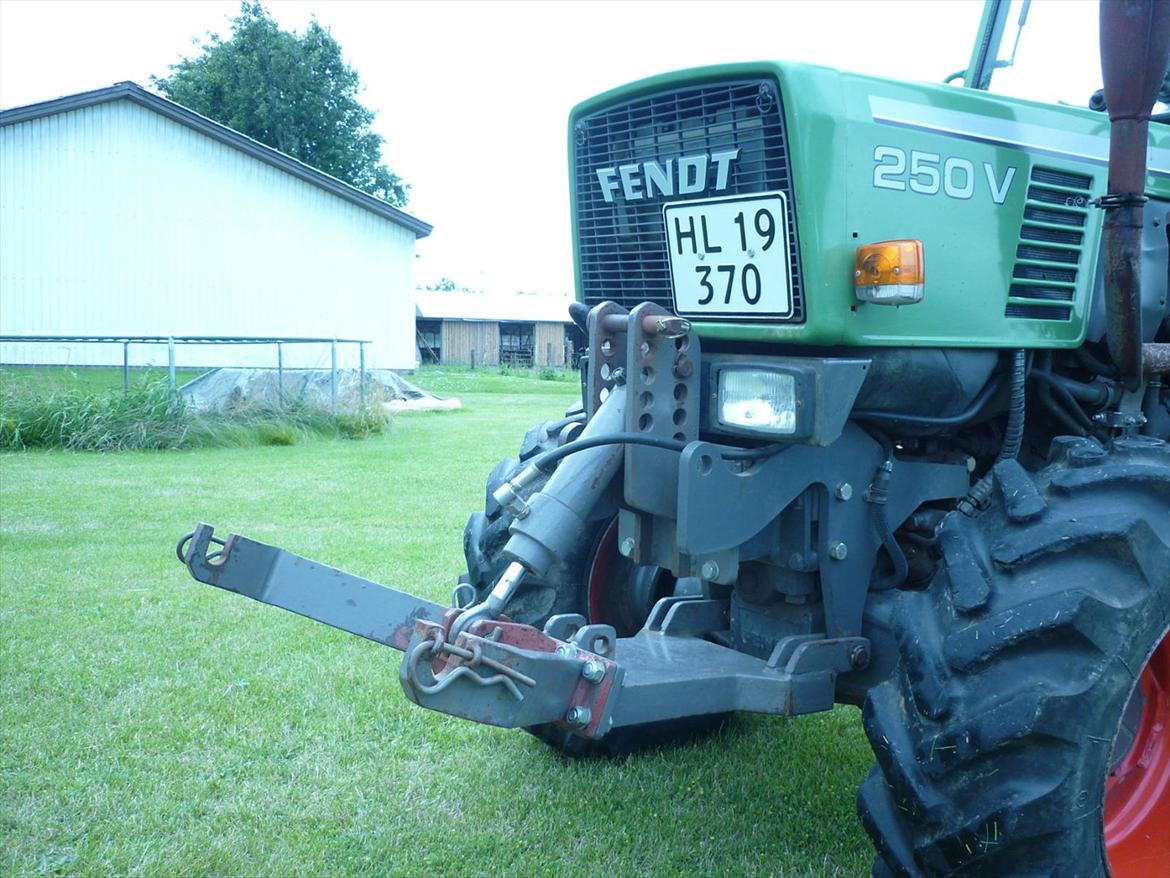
[
  {"left": 1, "top": 372, "right": 874, "bottom": 877},
  {"left": 0, "top": 364, "right": 580, "bottom": 397},
  {"left": 0, "top": 366, "right": 207, "bottom": 395}
]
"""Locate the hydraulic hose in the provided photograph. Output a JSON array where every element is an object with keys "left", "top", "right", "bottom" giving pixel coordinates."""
[
  {"left": 861, "top": 429, "right": 909, "bottom": 591},
  {"left": 960, "top": 350, "right": 1026, "bottom": 515},
  {"left": 526, "top": 431, "right": 782, "bottom": 474}
]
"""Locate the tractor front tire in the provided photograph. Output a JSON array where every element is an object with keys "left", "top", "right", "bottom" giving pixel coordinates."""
[
  {"left": 859, "top": 436, "right": 1170, "bottom": 877},
  {"left": 463, "top": 412, "right": 675, "bottom": 635},
  {"left": 463, "top": 413, "right": 727, "bottom": 757},
  {"left": 463, "top": 413, "right": 603, "bottom": 627}
]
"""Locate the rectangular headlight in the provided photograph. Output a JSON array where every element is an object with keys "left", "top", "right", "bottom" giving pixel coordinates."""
[
  {"left": 708, "top": 357, "right": 870, "bottom": 447},
  {"left": 718, "top": 369, "right": 797, "bottom": 434}
]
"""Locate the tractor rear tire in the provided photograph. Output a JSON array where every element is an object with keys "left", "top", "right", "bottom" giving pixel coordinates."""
[
  {"left": 463, "top": 411, "right": 727, "bottom": 756},
  {"left": 858, "top": 436, "right": 1170, "bottom": 877}
]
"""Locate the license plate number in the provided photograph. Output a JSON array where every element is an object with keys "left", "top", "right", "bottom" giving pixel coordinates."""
[{"left": 663, "top": 192, "right": 793, "bottom": 319}]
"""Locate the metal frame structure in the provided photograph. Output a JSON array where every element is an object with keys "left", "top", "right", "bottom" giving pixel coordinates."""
[{"left": 0, "top": 335, "right": 371, "bottom": 410}]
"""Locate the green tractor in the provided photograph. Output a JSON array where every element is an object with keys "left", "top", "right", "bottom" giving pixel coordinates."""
[{"left": 178, "top": 1, "right": 1169, "bottom": 873}]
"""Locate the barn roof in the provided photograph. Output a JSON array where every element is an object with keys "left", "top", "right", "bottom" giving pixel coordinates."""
[
  {"left": 415, "top": 290, "right": 574, "bottom": 323},
  {"left": 0, "top": 81, "right": 432, "bottom": 238}
]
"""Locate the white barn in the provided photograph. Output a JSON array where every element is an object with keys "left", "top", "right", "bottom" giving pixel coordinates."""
[{"left": 0, "top": 82, "right": 431, "bottom": 371}]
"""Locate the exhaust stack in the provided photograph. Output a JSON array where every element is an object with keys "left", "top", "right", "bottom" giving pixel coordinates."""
[{"left": 1098, "top": 0, "right": 1170, "bottom": 386}]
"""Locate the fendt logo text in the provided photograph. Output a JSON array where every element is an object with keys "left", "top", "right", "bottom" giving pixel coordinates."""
[{"left": 595, "top": 148, "right": 740, "bottom": 203}]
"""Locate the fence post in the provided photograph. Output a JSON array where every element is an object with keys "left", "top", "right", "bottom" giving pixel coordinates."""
[
  {"left": 276, "top": 341, "right": 284, "bottom": 408},
  {"left": 167, "top": 337, "right": 176, "bottom": 392},
  {"left": 359, "top": 342, "right": 366, "bottom": 407},
  {"left": 123, "top": 341, "right": 130, "bottom": 395},
  {"left": 546, "top": 342, "right": 553, "bottom": 368},
  {"left": 330, "top": 339, "right": 338, "bottom": 413},
  {"left": 470, "top": 349, "right": 476, "bottom": 370}
]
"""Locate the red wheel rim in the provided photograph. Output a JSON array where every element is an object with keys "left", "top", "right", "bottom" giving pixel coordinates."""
[
  {"left": 586, "top": 518, "right": 673, "bottom": 636},
  {"left": 586, "top": 519, "right": 619, "bottom": 624},
  {"left": 1105, "top": 631, "right": 1170, "bottom": 876}
]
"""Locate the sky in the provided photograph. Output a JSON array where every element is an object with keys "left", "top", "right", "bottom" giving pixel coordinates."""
[{"left": 0, "top": 0, "right": 1105, "bottom": 299}]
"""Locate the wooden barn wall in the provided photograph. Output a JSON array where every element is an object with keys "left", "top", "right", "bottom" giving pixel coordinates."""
[
  {"left": 441, "top": 320, "right": 499, "bottom": 366},
  {"left": 534, "top": 322, "right": 566, "bottom": 367}
]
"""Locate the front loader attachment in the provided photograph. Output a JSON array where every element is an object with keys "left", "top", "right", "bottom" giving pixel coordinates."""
[{"left": 178, "top": 523, "right": 869, "bottom": 739}]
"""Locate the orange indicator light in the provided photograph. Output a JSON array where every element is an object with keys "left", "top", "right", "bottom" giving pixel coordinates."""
[{"left": 853, "top": 240, "right": 924, "bottom": 305}]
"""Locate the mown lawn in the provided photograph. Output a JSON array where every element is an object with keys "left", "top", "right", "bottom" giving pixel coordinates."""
[
  {"left": 0, "top": 366, "right": 207, "bottom": 395},
  {"left": 1, "top": 370, "right": 874, "bottom": 877}
]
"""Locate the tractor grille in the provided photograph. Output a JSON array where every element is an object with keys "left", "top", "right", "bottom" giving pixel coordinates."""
[
  {"left": 573, "top": 79, "right": 804, "bottom": 321},
  {"left": 1005, "top": 167, "right": 1093, "bottom": 321}
]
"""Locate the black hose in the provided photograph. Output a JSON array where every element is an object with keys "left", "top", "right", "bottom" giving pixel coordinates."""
[
  {"left": 529, "top": 432, "right": 782, "bottom": 473},
  {"left": 857, "top": 426, "right": 909, "bottom": 589},
  {"left": 852, "top": 371, "right": 1006, "bottom": 426},
  {"left": 900, "top": 530, "right": 937, "bottom": 548},
  {"left": 1075, "top": 345, "right": 1117, "bottom": 378},
  {"left": 871, "top": 502, "right": 909, "bottom": 591},
  {"left": 1036, "top": 377, "right": 1088, "bottom": 437},
  {"left": 1031, "top": 359, "right": 1111, "bottom": 442},
  {"left": 961, "top": 350, "right": 1026, "bottom": 514},
  {"left": 1030, "top": 369, "right": 1110, "bottom": 407}
]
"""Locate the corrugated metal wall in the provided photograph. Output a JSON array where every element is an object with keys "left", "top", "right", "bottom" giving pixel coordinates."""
[{"left": 0, "top": 100, "right": 418, "bottom": 369}]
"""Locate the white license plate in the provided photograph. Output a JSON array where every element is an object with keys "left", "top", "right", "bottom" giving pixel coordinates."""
[{"left": 663, "top": 192, "right": 793, "bottom": 319}]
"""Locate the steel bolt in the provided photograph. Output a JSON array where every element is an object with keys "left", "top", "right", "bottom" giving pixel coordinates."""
[
  {"left": 566, "top": 705, "right": 592, "bottom": 729},
  {"left": 849, "top": 644, "right": 871, "bottom": 669},
  {"left": 581, "top": 660, "right": 605, "bottom": 684},
  {"left": 828, "top": 542, "right": 848, "bottom": 561},
  {"left": 834, "top": 482, "right": 853, "bottom": 501},
  {"left": 619, "top": 537, "right": 636, "bottom": 557},
  {"left": 700, "top": 560, "right": 720, "bottom": 580}
]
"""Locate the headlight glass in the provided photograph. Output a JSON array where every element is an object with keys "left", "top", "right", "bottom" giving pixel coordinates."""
[{"left": 718, "top": 369, "right": 797, "bottom": 434}]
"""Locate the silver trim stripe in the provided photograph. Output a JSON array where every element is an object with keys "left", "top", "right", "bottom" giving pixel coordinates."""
[{"left": 868, "top": 96, "right": 1169, "bottom": 179}]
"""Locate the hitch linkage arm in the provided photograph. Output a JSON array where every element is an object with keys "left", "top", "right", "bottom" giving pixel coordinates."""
[
  {"left": 177, "top": 523, "right": 446, "bottom": 650},
  {"left": 177, "top": 525, "right": 867, "bottom": 738},
  {"left": 176, "top": 523, "right": 626, "bottom": 735}
]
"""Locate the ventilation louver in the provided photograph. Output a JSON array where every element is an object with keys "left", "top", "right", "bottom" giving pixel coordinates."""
[{"left": 1004, "top": 167, "right": 1093, "bottom": 321}]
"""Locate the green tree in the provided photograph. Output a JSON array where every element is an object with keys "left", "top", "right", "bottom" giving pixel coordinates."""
[
  {"left": 425, "top": 277, "right": 473, "bottom": 292},
  {"left": 153, "top": 2, "right": 408, "bottom": 206}
]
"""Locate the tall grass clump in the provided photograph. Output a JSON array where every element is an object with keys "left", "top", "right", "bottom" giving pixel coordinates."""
[{"left": 0, "top": 378, "right": 390, "bottom": 451}]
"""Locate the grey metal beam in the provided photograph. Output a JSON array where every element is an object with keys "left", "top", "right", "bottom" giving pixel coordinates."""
[{"left": 179, "top": 523, "right": 445, "bottom": 651}]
